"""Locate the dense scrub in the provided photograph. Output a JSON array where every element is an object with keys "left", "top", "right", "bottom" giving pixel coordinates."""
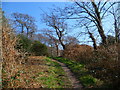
[
  {"left": 16, "top": 35, "right": 49, "bottom": 56},
  {"left": 87, "top": 45, "right": 120, "bottom": 89},
  {"left": 64, "top": 44, "right": 93, "bottom": 64}
]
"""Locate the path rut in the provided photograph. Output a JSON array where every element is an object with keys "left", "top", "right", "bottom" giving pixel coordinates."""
[{"left": 52, "top": 59, "right": 83, "bottom": 89}]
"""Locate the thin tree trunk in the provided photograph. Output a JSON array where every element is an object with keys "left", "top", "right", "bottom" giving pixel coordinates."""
[
  {"left": 88, "top": 31, "right": 97, "bottom": 50},
  {"left": 21, "top": 24, "right": 24, "bottom": 34},
  {"left": 55, "top": 44, "right": 59, "bottom": 56},
  {"left": 114, "top": 20, "right": 119, "bottom": 43},
  {"left": 59, "top": 39, "right": 66, "bottom": 50},
  {"left": 26, "top": 27, "right": 29, "bottom": 37},
  {"left": 55, "top": 28, "right": 66, "bottom": 50}
]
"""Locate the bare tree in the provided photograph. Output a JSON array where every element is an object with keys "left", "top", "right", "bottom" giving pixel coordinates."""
[
  {"left": 109, "top": 3, "right": 120, "bottom": 43},
  {"left": 46, "top": 34, "right": 59, "bottom": 56},
  {"left": 64, "top": 35, "right": 79, "bottom": 47},
  {"left": 117, "top": 3, "right": 120, "bottom": 43},
  {"left": 35, "top": 33, "right": 49, "bottom": 44},
  {"left": 75, "top": 22, "right": 98, "bottom": 50},
  {"left": 12, "top": 13, "right": 37, "bottom": 37},
  {"left": 42, "top": 12, "right": 67, "bottom": 50},
  {"left": 41, "top": 29, "right": 60, "bottom": 56},
  {"left": 60, "top": 1, "right": 117, "bottom": 46},
  {"left": 82, "top": 24, "right": 97, "bottom": 50}
]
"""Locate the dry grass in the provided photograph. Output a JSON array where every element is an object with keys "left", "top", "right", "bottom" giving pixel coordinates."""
[
  {"left": 2, "top": 56, "right": 47, "bottom": 88},
  {"left": 3, "top": 64, "right": 46, "bottom": 88}
]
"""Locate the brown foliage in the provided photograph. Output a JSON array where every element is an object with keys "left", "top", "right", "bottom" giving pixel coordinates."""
[
  {"left": 2, "top": 22, "right": 19, "bottom": 78},
  {"left": 2, "top": 18, "right": 23, "bottom": 88},
  {"left": 86, "top": 44, "right": 119, "bottom": 88},
  {"left": 64, "top": 44, "right": 93, "bottom": 63}
]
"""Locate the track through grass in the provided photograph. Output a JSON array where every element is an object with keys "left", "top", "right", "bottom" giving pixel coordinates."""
[{"left": 2, "top": 56, "right": 72, "bottom": 88}]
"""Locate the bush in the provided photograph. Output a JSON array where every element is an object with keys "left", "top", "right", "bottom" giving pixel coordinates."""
[
  {"left": 80, "top": 75, "right": 103, "bottom": 87},
  {"left": 2, "top": 14, "right": 21, "bottom": 88},
  {"left": 16, "top": 34, "right": 32, "bottom": 52},
  {"left": 30, "top": 41, "right": 48, "bottom": 56},
  {"left": 64, "top": 44, "right": 93, "bottom": 64}
]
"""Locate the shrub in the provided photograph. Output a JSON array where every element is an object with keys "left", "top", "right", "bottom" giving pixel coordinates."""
[
  {"left": 2, "top": 14, "right": 20, "bottom": 88},
  {"left": 80, "top": 75, "right": 103, "bottom": 87},
  {"left": 64, "top": 44, "right": 93, "bottom": 64},
  {"left": 16, "top": 34, "right": 32, "bottom": 52},
  {"left": 30, "top": 41, "right": 48, "bottom": 56}
]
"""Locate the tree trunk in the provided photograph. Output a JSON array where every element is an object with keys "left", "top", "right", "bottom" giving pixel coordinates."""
[
  {"left": 92, "top": 1, "right": 107, "bottom": 46},
  {"left": 114, "top": 20, "right": 119, "bottom": 43},
  {"left": 59, "top": 39, "right": 66, "bottom": 50},
  {"left": 55, "top": 28, "right": 66, "bottom": 50},
  {"left": 55, "top": 44, "right": 59, "bottom": 56},
  {"left": 21, "top": 24, "right": 24, "bottom": 34},
  {"left": 97, "top": 22, "right": 107, "bottom": 45},
  {"left": 88, "top": 31, "right": 97, "bottom": 50},
  {"left": 26, "top": 27, "right": 29, "bottom": 37}
]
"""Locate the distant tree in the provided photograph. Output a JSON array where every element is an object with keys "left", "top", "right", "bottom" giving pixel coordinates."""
[
  {"left": 47, "top": 34, "right": 59, "bottom": 56},
  {"left": 64, "top": 36, "right": 79, "bottom": 47},
  {"left": 35, "top": 34, "right": 47, "bottom": 44},
  {"left": 12, "top": 12, "right": 37, "bottom": 37},
  {"left": 109, "top": 4, "right": 120, "bottom": 43},
  {"left": 33, "top": 32, "right": 59, "bottom": 56},
  {"left": 107, "top": 35, "right": 116, "bottom": 45}
]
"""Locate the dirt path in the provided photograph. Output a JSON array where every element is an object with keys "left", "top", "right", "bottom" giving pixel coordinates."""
[{"left": 52, "top": 59, "right": 83, "bottom": 89}]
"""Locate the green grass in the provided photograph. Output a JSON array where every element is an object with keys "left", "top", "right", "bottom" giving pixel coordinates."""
[
  {"left": 52, "top": 57, "right": 103, "bottom": 88},
  {"left": 35, "top": 57, "right": 72, "bottom": 88}
]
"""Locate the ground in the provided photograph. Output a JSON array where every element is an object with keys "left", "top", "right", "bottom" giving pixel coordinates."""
[{"left": 2, "top": 56, "right": 73, "bottom": 88}]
